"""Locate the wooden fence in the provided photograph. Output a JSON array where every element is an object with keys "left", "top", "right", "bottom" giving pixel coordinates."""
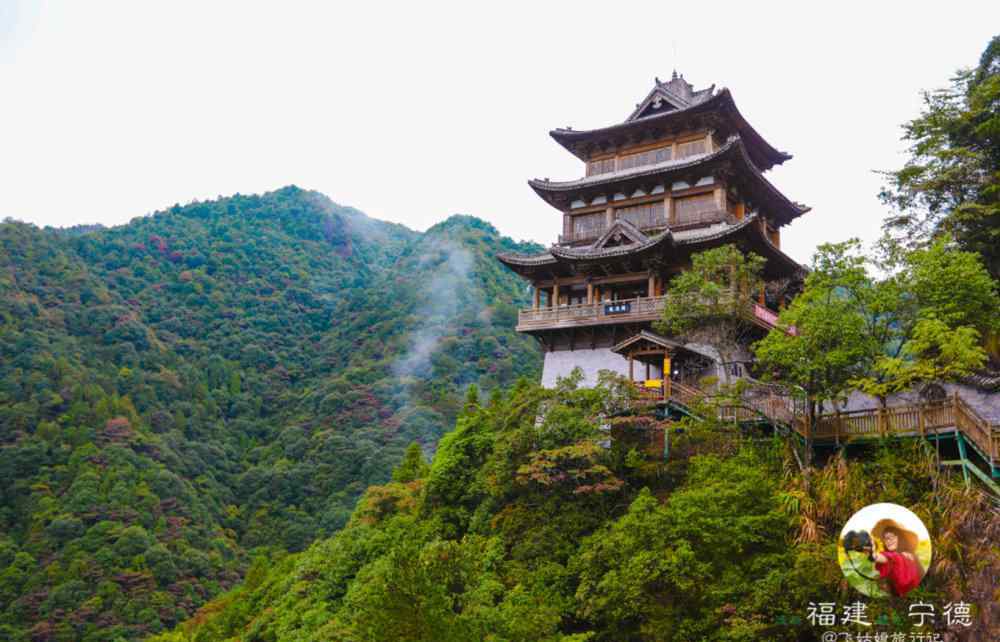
[{"left": 644, "top": 381, "right": 999, "bottom": 469}]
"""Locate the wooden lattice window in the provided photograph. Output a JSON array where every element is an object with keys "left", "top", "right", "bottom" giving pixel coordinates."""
[
  {"left": 676, "top": 139, "right": 707, "bottom": 159},
  {"left": 586, "top": 158, "right": 616, "bottom": 177},
  {"left": 673, "top": 193, "right": 717, "bottom": 226},
  {"left": 572, "top": 212, "right": 606, "bottom": 238},
  {"left": 616, "top": 202, "right": 666, "bottom": 229},
  {"left": 618, "top": 146, "right": 672, "bottom": 171}
]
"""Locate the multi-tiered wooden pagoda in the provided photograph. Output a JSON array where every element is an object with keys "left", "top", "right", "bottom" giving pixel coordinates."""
[{"left": 499, "top": 73, "right": 810, "bottom": 391}]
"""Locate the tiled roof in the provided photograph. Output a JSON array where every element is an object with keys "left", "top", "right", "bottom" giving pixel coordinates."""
[
  {"left": 625, "top": 72, "right": 716, "bottom": 122},
  {"left": 529, "top": 136, "right": 810, "bottom": 227},
  {"left": 551, "top": 86, "right": 790, "bottom": 171},
  {"left": 496, "top": 212, "right": 805, "bottom": 284},
  {"left": 611, "top": 330, "right": 686, "bottom": 354},
  {"left": 498, "top": 214, "right": 762, "bottom": 266}
]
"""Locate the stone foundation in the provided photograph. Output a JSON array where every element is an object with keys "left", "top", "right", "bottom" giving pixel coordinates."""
[{"left": 541, "top": 348, "right": 633, "bottom": 387}]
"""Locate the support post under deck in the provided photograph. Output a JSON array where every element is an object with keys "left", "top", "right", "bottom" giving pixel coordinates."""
[{"left": 956, "top": 432, "right": 971, "bottom": 487}]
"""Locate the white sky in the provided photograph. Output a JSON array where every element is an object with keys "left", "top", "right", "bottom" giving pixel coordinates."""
[{"left": 2, "top": 1, "right": 998, "bottom": 264}]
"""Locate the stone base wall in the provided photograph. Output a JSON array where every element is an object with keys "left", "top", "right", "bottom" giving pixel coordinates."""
[{"left": 540, "top": 348, "right": 632, "bottom": 388}]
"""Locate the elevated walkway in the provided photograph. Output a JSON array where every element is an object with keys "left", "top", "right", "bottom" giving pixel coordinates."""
[{"left": 635, "top": 380, "right": 1000, "bottom": 489}]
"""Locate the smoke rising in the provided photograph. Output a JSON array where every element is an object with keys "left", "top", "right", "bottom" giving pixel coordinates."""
[{"left": 392, "top": 237, "right": 476, "bottom": 381}]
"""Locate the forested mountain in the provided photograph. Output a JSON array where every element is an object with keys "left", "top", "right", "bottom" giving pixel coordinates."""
[
  {"left": 148, "top": 381, "right": 999, "bottom": 642},
  {"left": 0, "top": 187, "right": 542, "bottom": 640}
]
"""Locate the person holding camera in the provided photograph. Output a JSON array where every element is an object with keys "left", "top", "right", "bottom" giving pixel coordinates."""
[{"left": 868, "top": 519, "right": 924, "bottom": 597}]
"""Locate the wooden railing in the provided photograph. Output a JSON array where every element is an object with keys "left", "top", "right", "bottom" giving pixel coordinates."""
[
  {"left": 805, "top": 396, "right": 999, "bottom": 466},
  {"left": 645, "top": 379, "right": 799, "bottom": 424},
  {"left": 518, "top": 294, "right": 785, "bottom": 333},
  {"left": 654, "top": 381, "right": 999, "bottom": 468},
  {"left": 518, "top": 295, "right": 669, "bottom": 330},
  {"left": 668, "top": 380, "right": 703, "bottom": 408}
]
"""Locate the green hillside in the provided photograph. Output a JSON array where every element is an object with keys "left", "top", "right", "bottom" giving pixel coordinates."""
[
  {"left": 148, "top": 380, "right": 999, "bottom": 642},
  {"left": 0, "top": 187, "right": 542, "bottom": 640}
]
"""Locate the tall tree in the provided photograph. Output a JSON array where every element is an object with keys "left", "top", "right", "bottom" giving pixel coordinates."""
[
  {"left": 880, "top": 35, "right": 1000, "bottom": 278},
  {"left": 852, "top": 239, "right": 997, "bottom": 400},
  {"left": 753, "top": 243, "right": 870, "bottom": 444},
  {"left": 655, "top": 245, "right": 766, "bottom": 384}
]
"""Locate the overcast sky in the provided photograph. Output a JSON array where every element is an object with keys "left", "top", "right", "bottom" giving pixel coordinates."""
[{"left": 2, "top": 1, "right": 998, "bottom": 264}]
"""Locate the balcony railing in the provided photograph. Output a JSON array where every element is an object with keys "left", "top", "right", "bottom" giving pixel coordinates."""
[
  {"left": 517, "top": 294, "right": 788, "bottom": 333},
  {"left": 518, "top": 296, "right": 667, "bottom": 330}
]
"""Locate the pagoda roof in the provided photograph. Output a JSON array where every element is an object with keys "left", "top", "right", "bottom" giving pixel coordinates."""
[
  {"left": 497, "top": 212, "right": 804, "bottom": 281},
  {"left": 529, "top": 136, "right": 809, "bottom": 227},
  {"left": 625, "top": 73, "right": 717, "bottom": 121},
  {"left": 550, "top": 83, "right": 790, "bottom": 171},
  {"left": 611, "top": 330, "right": 687, "bottom": 355}
]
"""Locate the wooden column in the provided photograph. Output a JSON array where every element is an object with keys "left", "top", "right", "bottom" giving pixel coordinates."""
[
  {"left": 605, "top": 206, "right": 614, "bottom": 227},
  {"left": 552, "top": 279, "right": 560, "bottom": 308},
  {"left": 666, "top": 195, "right": 675, "bottom": 225},
  {"left": 645, "top": 362, "right": 650, "bottom": 381},
  {"left": 586, "top": 280, "right": 594, "bottom": 304},
  {"left": 647, "top": 272, "right": 655, "bottom": 298},
  {"left": 533, "top": 286, "right": 541, "bottom": 309},
  {"left": 713, "top": 186, "right": 725, "bottom": 211},
  {"left": 663, "top": 350, "right": 673, "bottom": 400},
  {"left": 629, "top": 352, "right": 634, "bottom": 383}
]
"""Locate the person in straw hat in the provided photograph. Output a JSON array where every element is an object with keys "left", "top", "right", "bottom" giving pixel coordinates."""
[{"left": 869, "top": 518, "right": 924, "bottom": 597}]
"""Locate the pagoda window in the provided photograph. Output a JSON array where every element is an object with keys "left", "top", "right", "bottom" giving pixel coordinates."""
[
  {"left": 676, "top": 139, "right": 707, "bottom": 159},
  {"left": 586, "top": 157, "right": 616, "bottom": 177},
  {"left": 608, "top": 281, "right": 649, "bottom": 300},
  {"left": 567, "top": 286, "right": 588, "bottom": 305},
  {"left": 616, "top": 201, "right": 667, "bottom": 229},
  {"left": 571, "top": 212, "right": 606, "bottom": 239},
  {"left": 618, "top": 146, "right": 672, "bottom": 171},
  {"left": 673, "top": 193, "right": 718, "bottom": 227}
]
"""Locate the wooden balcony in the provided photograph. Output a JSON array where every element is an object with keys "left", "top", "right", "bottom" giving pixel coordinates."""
[
  {"left": 517, "top": 295, "right": 785, "bottom": 333},
  {"left": 517, "top": 296, "right": 668, "bottom": 331}
]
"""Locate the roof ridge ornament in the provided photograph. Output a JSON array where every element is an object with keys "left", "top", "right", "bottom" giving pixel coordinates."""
[{"left": 625, "top": 72, "right": 716, "bottom": 123}]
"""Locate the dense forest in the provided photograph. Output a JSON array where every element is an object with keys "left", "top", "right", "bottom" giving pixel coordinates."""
[
  {"left": 146, "top": 380, "right": 998, "bottom": 641},
  {"left": 0, "top": 187, "right": 541, "bottom": 640}
]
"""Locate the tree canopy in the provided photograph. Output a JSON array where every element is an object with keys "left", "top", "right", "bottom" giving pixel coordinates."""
[
  {"left": 880, "top": 35, "right": 1000, "bottom": 279},
  {"left": 0, "top": 188, "right": 542, "bottom": 640}
]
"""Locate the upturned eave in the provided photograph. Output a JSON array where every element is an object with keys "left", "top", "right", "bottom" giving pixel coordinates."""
[{"left": 549, "top": 89, "right": 791, "bottom": 171}]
